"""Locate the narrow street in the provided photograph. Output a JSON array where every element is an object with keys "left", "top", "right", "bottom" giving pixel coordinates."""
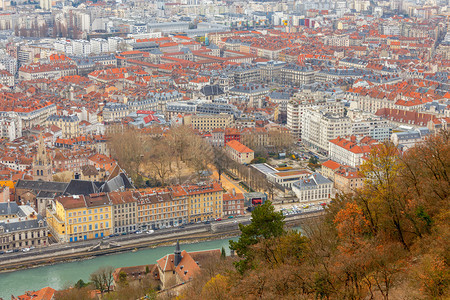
[{"left": 211, "top": 170, "right": 247, "bottom": 194}]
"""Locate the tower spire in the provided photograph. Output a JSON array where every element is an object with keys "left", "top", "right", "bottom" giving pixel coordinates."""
[
  {"left": 32, "top": 132, "right": 52, "bottom": 181},
  {"left": 174, "top": 239, "right": 182, "bottom": 266}
]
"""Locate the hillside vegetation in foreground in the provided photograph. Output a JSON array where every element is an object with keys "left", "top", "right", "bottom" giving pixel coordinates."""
[{"left": 177, "top": 131, "right": 450, "bottom": 300}]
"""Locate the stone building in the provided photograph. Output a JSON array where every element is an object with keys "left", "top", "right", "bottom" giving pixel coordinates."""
[
  {"left": 0, "top": 202, "right": 48, "bottom": 251},
  {"left": 32, "top": 134, "right": 53, "bottom": 182}
]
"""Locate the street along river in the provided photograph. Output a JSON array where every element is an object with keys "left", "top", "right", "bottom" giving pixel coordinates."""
[{"left": 0, "top": 237, "right": 237, "bottom": 298}]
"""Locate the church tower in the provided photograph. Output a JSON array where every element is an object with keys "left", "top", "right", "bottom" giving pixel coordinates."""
[
  {"left": 32, "top": 134, "right": 52, "bottom": 181},
  {"left": 174, "top": 239, "right": 182, "bottom": 267}
]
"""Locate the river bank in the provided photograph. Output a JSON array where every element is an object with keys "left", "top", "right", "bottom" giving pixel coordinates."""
[
  {"left": 0, "top": 211, "right": 320, "bottom": 274},
  {"left": 0, "top": 214, "right": 315, "bottom": 298},
  {"left": 0, "top": 236, "right": 241, "bottom": 299},
  {"left": 0, "top": 228, "right": 241, "bottom": 274}
]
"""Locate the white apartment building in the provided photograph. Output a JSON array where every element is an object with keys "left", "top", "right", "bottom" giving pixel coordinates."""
[
  {"left": 325, "top": 34, "right": 350, "bottom": 47},
  {"left": 302, "top": 108, "right": 351, "bottom": 154},
  {"left": 90, "top": 38, "right": 109, "bottom": 54},
  {"left": 292, "top": 173, "right": 333, "bottom": 204},
  {"left": 72, "top": 40, "right": 91, "bottom": 56},
  {"left": 78, "top": 13, "right": 91, "bottom": 32},
  {"left": 108, "top": 37, "right": 124, "bottom": 52},
  {"left": 40, "top": 0, "right": 50, "bottom": 10},
  {"left": 0, "top": 54, "right": 17, "bottom": 75},
  {"left": 54, "top": 41, "right": 73, "bottom": 55},
  {"left": 390, "top": 128, "right": 430, "bottom": 150},
  {"left": 348, "top": 110, "right": 392, "bottom": 141},
  {"left": 287, "top": 100, "right": 345, "bottom": 139},
  {"left": 351, "top": 118, "right": 392, "bottom": 141},
  {"left": 0, "top": 69, "right": 14, "bottom": 86},
  {"left": 328, "top": 136, "right": 377, "bottom": 168},
  {"left": 0, "top": 112, "right": 22, "bottom": 141}
]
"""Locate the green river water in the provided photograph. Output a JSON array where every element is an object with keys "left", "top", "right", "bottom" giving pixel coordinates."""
[{"left": 0, "top": 237, "right": 238, "bottom": 298}]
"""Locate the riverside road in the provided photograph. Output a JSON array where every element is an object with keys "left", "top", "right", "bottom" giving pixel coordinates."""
[{"left": 0, "top": 205, "right": 325, "bottom": 270}]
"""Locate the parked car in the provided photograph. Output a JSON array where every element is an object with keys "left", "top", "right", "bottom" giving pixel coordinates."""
[
  {"left": 5, "top": 250, "right": 13, "bottom": 253},
  {"left": 216, "top": 218, "right": 222, "bottom": 221},
  {"left": 146, "top": 230, "right": 154, "bottom": 234},
  {"left": 135, "top": 231, "right": 143, "bottom": 234},
  {"left": 22, "top": 248, "right": 30, "bottom": 252},
  {"left": 228, "top": 216, "right": 234, "bottom": 219}
]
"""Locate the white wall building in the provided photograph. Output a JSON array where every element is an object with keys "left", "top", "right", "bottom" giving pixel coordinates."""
[
  {"left": 301, "top": 108, "right": 351, "bottom": 154},
  {"left": 391, "top": 128, "right": 430, "bottom": 150},
  {"left": 292, "top": 173, "right": 333, "bottom": 203},
  {"left": 90, "top": 38, "right": 109, "bottom": 54},
  {"left": 54, "top": 41, "right": 73, "bottom": 55},
  {"left": 0, "top": 112, "right": 22, "bottom": 141},
  {"left": 0, "top": 54, "right": 17, "bottom": 75},
  {"left": 108, "top": 37, "right": 124, "bottom": 52},
  {"left": 287, "top": 100, "right": 344, "bottom": 139},
  {"left": 72, "top": 40, "right": 91, "bottom": 56},
  {"left": 328, "top": 136, "right": 377, "bottom": 168}
]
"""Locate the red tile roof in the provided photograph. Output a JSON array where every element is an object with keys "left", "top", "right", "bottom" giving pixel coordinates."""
[{"left": 226, "top": 140, "right": 253, "bottom": 153}]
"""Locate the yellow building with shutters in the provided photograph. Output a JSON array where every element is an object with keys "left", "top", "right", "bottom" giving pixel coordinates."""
[
  {"left": 47, "top": 193, "right": 113, "bottom": 243},
  {"left": 170, "top": 182, "right": 224, "bottom": 223}
]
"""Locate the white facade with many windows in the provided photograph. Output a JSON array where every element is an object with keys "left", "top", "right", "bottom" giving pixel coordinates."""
[
  {"left": 292, "top": 173, "right": 333, "bottom": 203},
  {"left": 301, "top": 108, "right": 351, "bottom": 154}
]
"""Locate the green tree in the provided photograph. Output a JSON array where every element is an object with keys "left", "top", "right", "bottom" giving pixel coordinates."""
[
  {"left": 308, "top": 156, "right": 318, "bottom": 165},
  {"left": 74, "top": 279, "right": 88, "bottom": 289},
  {"left": 229, "top": 200, "right": 285, "bottom": 274},
  {"left": 118, "top": 271, "right": 128, "bottom": 287}
]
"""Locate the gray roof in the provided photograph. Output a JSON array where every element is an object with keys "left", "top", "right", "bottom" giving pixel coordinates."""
[
  {"left": 149, "top": 49, "right": 164, "bottom": 55},
  {"left": 47, "top": 114, "right": 79, "bottom": 122},
  {"left": 63, "top": 180, "right": 103, "bottom": 196},
  {"left": 36, "top": 190, "right": 63, "bottom": 199},
  {"left": 0, "top": 215, "right": 45, "bottom": 233},
  {"left": 251, "top": 163, "right": 277, "bottom": 175},
  {"left": 395, "top": 128, "right": 430, "bottom": 140},
  {"left": 293, "top": 173, "right": 332, "bottom": 190},
  {"left": 15, "top": 180, "right": 68, "bottom": 192},
  {"left": 102, "top": 173, "right": 134, "bottom": 193},
  {"left": 0, "top": 202, "right": 19, "bottom": 216},
  {"left": 229, "top": 83, "right": 270, "bottom": 93},
  {"left": 269, "top": 91, "right": 291, "bottom": 100},
  {"left": 200, "top": 85, "right": 224, "bottom": 96}
]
